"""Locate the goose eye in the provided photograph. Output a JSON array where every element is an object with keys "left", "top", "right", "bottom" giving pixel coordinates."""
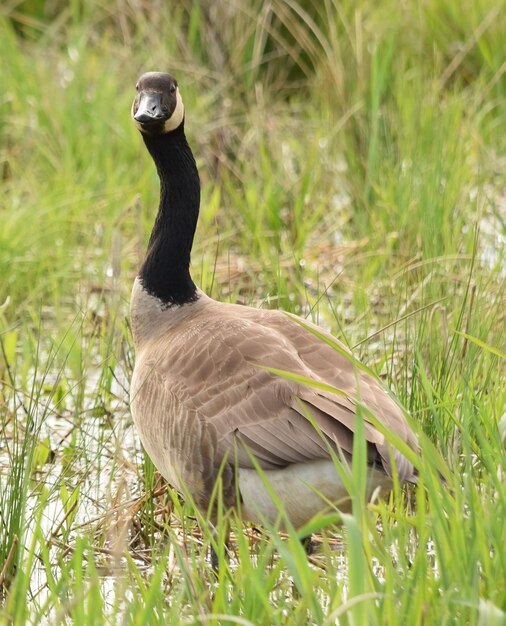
[
  {"left": 170, "top": 84, "right": 176, "bottom": 94},
  {"left": 135, "top": 82, "right": 139, "bottom": 91}
]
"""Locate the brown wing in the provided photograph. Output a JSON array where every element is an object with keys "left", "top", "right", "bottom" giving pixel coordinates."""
[{"left": 153, "top": 304, "right": 417, "bottom": 482}]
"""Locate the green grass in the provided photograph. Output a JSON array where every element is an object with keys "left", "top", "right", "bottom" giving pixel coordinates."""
[{"left": 1, "top": 0, "right": 505, "bottom": 623}]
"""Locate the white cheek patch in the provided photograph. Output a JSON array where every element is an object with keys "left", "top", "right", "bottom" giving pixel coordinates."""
[
  {"left": 163, "top": 88, "right": 184, "bottom": 133},
  {"left": 133, "top": 117, "right": 146, "bottom": 133},
  {"left": 131, "top": 100, "right": 145, "bottom": 132}
]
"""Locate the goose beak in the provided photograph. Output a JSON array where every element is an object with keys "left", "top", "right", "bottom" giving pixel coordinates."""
[{"left": 133, "top": 92, "right": 167, "bottom": 125}]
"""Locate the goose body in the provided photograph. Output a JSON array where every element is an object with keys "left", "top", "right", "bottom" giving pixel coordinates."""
[{"left": 130, "top": 72, "right": 417, "bottom": 529}]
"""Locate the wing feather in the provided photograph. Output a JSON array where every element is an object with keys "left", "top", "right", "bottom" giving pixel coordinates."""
[{"left": 133, "top": 301, "right": 417, "bottom": 485}]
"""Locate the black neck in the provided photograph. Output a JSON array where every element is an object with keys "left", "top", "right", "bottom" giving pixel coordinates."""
[{"left": 139, "top": 123, "right": 200, "bottom": 306}]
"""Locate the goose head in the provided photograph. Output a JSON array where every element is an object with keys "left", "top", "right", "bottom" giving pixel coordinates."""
[{"left": 132, "top": 72, "right": 185, "bottom": 135}]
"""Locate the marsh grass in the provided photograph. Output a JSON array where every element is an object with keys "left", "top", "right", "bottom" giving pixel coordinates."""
[{"left": 1, "top": 0, "right": 505, "bottom": 623}]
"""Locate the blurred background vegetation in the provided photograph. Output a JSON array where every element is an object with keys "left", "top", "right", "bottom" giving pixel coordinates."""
[{"left": 2, "top": 0, "right": 505, "bottom": 319}]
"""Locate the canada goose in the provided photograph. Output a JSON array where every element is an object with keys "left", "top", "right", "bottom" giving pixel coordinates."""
[{"left": 129, "top": 72, "right": 417, "bottom": 541}]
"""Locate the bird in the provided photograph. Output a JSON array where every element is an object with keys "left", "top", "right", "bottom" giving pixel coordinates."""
[{"left": 129, "top": 71, "right": 418, "bottom": 549}]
